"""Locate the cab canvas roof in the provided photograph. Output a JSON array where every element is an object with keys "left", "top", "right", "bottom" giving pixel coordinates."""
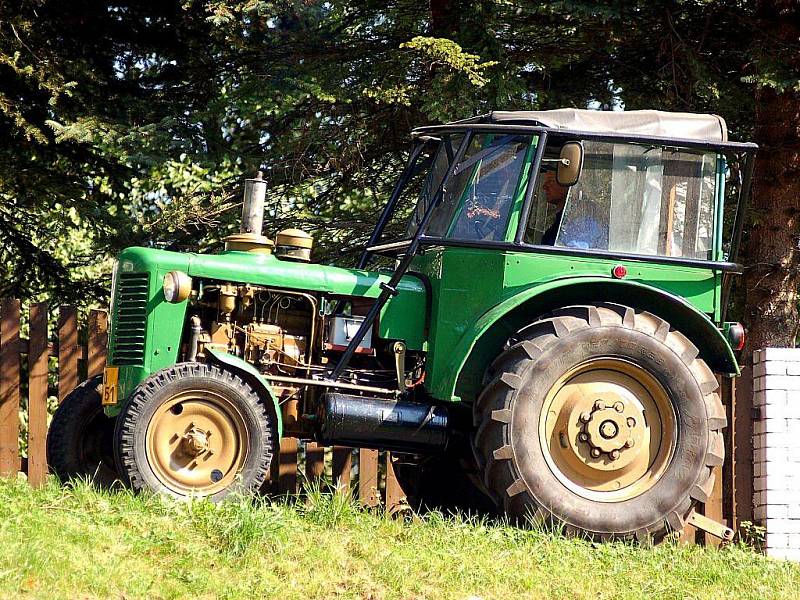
[{"left": 475, "top": 108, "right": 728, "bottom": 142}]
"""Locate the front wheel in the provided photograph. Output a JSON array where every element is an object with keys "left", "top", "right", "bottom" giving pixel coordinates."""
[
  {"left": 47, "top": 375, "right": 120, "bottom": 487},
  {"left": 114, "top": 363, "right": 277, "bottom": 501},
  {"left": 472, "top": 303, "right": 726, "bottom": 542}
]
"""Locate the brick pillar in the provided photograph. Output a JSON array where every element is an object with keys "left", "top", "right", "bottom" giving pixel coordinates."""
[{"left": 752, "top": 348, "right": 800, "bottom": 560}]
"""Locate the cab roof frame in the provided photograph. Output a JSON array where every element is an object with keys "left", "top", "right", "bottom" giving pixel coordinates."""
[{"left": 411, "top": 122, "right": 758, "bottom": 154}]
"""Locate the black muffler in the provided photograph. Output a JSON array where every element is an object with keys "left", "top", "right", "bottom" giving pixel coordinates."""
[{"left": 317, "top": 393, "right": 449, "bottom": 454}]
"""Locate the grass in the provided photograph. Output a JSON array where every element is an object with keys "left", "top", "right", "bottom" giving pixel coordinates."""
[{"left": 0, "top": 478, "right": 798, "bottom": 600}]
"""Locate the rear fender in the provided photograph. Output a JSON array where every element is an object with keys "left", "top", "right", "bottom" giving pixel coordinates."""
[
  {"left": 205, "top": 349, "right": 283, "bottom": 438},
  {"left": 442, "top": 277, "right": 738, "bottom": 403}
]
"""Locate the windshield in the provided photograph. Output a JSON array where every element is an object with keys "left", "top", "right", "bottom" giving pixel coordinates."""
[
  {"left": 526, "top": 140, "right": 719, "bottom": 260},
  {"left": 373, "top": 132, "right": 535, "bottom": 246},
  {"left": 410, "top": 133, "right": 533, "bottom": 242},
  {"left": 376, "top": 134, "right": 463, "bottom": 244}
]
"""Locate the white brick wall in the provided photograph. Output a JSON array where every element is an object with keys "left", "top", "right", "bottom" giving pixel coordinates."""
[{"left": 753, "top": 348, "right": 800, "bottom": 560}]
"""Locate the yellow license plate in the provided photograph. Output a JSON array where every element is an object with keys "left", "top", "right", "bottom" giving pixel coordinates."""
[{"left": 102, "top": 367, "right": 119, "bottom": 406}]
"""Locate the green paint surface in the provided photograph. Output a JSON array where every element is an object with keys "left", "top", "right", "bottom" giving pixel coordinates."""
[
  {"left": 108, "top": 246, "right": 426, "bottom": 413},
  {"left": 409, "top": 246, "right": 732, "bottom": 402}
]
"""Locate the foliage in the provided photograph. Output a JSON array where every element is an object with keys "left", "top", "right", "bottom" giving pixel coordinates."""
[
  {"left": 0, "top": 0, "right": 779, "bottom": 313},
  {"left": 738, "top": 520, "right": 767, "bottom": 551},
  {"left": 1, "top": 478, "right": 799, "bottom": 599}
]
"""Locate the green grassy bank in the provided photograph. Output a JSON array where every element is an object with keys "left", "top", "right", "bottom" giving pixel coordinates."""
[{"left": 0, "top": 478, "right": 797, "bottom": 599}]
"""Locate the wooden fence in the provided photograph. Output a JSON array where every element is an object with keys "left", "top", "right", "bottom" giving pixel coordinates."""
[
  {"left": 0, "top": 300, "right": 109, "bottom": 484},
  {"left": 0, "top": 298, "right": 752, "bottom": 542}
]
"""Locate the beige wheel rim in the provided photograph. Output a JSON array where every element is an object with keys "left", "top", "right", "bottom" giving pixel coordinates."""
[
  {"left": 145, "top": 389, "right": 248, "bottom": 496},
  {"left": 538, "top": 358, "right": 676, "bottom": 502}
]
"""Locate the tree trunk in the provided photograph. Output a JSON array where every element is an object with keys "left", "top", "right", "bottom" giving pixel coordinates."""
[
  {"left": 741, "top": 1, "right": 800, "bottom": 356},
  {"left": 429, "top": 0, "right": 456, "bottom": 38}
]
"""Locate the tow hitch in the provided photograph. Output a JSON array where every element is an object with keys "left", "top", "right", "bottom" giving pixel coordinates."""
[{"left": 687, "top": 510, "right": 735, "bottom": 542}]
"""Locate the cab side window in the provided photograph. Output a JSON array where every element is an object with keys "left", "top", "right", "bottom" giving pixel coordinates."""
[{"left": 526, "top": 140, "right": 717, "bottom": 259}]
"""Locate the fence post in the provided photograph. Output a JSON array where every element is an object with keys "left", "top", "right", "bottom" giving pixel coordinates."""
[
  {"left": 0, "top": 299, "right": 21, "bottom": 477},
  {"left": 358, "top": 448, "right": 379, "bottom": 508},
  {"left": 679, "top": 523, "right": 699, "bottom": 544},
  {"left": 87, "top": 310, "right": 108, "bottom": 378},
  {"left": 277, "top": 437, "right": 298, "bottom": 494},
  {"left": 305, "top": 441, "right": 324, "bottom": 488},
  {"left": 27, "top": 303, "right": 49, "bottom": 487},
  {"left": 385, "top": 452, "right": 405, "bottom": 514},
  {"left": 732, "top": 367, "right": 754, "bottom": 530},
  {"left": 332, "top": 446, "right": 352, "bottom": 493},
  {"left": 58, "top": 306, "right": 79, "bottom": 401}
]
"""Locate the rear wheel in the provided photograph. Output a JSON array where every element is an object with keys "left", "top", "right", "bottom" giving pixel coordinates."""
[
  {"left": 472, "top": 303, "right": 726, "bottom": 541},
  {"left": 114, "top": 363, "right": 276, "bottom": 501},
  {"left": 47, "top": 376, "right": 120, "bottom": 488}
]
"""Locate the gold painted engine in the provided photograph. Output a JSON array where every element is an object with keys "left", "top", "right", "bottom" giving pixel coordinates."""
[
  {"left": 241, "top": 322, "right": 306, "bottom": 372},
  {"left": 195, "top": 283, "right": 316, "bottom": 380}
]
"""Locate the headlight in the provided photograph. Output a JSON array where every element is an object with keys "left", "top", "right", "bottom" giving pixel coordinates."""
[{"left": 163, "top": 271, "right": 192, "bottom": 303}]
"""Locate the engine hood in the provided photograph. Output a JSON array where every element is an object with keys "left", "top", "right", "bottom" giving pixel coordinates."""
[{"left": 115, "top": 246, "right": 428, "bottom": 349}]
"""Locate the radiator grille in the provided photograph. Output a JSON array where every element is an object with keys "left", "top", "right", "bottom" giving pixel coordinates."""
[{"left": 111, "top": 272, "right": 149, "bottom": 366}]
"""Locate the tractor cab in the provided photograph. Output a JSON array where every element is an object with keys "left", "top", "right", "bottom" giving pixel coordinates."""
[
  {"left": 360, "top": 110, "right": 755, "bottom": 402},
  {"left": 370, "top": 109, "right": 751, "bottom": 262}
]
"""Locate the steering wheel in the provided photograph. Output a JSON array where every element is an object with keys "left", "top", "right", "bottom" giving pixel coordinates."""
[{"left": 471, "top": 212, "right": 496, "bottom": 239}]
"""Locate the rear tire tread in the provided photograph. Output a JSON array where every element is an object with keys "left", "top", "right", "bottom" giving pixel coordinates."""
[{"left": 472, "top": 303, "right": 725, "bottom": 542}]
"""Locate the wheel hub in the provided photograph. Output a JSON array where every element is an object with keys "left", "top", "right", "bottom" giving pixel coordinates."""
[
  {"left": 181, "top": 426, "right": 212, "bottom": 457},
  {"left": 145, "top": 390, "right": 248, "bottom": 496},
  {"left": 538, "top": 358, "right": 676, "bottom": 501},
  {"left": 581, "top": 400, "right": 640, "bottom": 457}
]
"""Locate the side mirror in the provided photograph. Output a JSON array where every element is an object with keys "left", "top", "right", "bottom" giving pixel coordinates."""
[{"left": 557, "top": 142, "right": 584, "bottom": 187}]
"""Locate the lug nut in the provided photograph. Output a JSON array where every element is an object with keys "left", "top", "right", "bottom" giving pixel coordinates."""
[
  {"left": 627, "top": 417, "right": 636, "bottom": 428},
  {"left": 625, "top": 438, "right": 635, "bottom": 448},
  {"left": 580, "top": 412, "right": 592, "bottom": 423},
  {"left": 590, "top": 448, "right": 601, "bottom": 458},
  {"left": 579, "top": 433, "right": 589, "bottom": 442},
  {"left": 609, "top": 450, "right": 620, "bottom": 460},
  {"left": 594, "top": 400, "right": 606, "bottom": 410},
  {"left": 614, "top": 401, "right": 625, "bottom": 413}
]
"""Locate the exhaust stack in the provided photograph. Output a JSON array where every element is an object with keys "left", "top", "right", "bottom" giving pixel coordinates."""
[
  {"left": 224, "top": 171, "right": 274, "bottom": 253},
  {"left": 241, "top": 171, "right": 267, "bottom": 235}
]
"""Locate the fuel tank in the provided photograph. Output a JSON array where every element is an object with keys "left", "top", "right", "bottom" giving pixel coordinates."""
[{"left": 317, "top": 392, "right": 449, "bottom": 454}]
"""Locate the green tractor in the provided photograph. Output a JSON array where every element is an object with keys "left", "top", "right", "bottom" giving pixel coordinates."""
[{"left": 48, "top": 109, "right": 756, "bottom": 541}]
